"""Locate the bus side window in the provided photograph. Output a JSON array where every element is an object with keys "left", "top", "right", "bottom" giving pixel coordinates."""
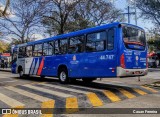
[
  {"left": 107, "top": 29, "right": 114, "bottom": 50},
  {"left": 60, "top": 39, "right": 68, "bottom": 54},
  {"left": 86, "top": 31, "right": 106, "bottom": 52},
  {"left": 18, "top": 46, "right": 26, "bottom": 58},
  {"left": 54, "top": 40, "right": 60, "bottom": 54},
  {"left": 69, "top": 36, "right": 84, "bottom": 54},
  {"left": 33, "top": 44, "right": 42, "bottom": 57},
  {"left": 26, "top": 46, "right": 32, "bottom": 57},
  {"left": 43, "top": 42, "right": 54, "bottom": 56}
]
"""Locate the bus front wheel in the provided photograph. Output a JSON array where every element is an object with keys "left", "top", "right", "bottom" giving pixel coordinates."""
[
  {"left": 58, "top": 68, "right": 69, "bottom": 84},
  {"left": 19, "top": 69, "right": 24, "bottom": 78}
]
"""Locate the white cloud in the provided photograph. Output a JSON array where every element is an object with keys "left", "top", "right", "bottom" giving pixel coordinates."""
[{"left": 31, "top": 34, "right": 44, "bottom": 40}]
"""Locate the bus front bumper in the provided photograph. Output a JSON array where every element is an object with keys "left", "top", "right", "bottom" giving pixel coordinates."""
[{"left": 117, "top": 67, "right": 148, "bottom": 77}]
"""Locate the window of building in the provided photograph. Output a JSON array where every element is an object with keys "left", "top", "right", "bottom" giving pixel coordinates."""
[
  {"left": 26, "top": 46, "right": 33, "bottom": 57},
  {"left": 86, "top": 31, "right": 106, "bottom": 52},
  {"left": 43, "top": 42, "right": 54, "bottom": 56},
  {"left": 33, "top": 44, "right": 43, "bottom": 56},
  {"left": 107, "top": 29, "right": 114, "bottom": 50},
  {"left": 69, "top": 36, "right": 84, "bottom": 54}
]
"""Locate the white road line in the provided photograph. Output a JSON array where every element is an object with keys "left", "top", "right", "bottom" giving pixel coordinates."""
[
  {"left": 5, "top": 86, "right": 52, "bottom": 102},
  {"left": 23, "top": 84, "right": 73, "bottom": 98},
  {"left": 40, "top": 83, "right": 88, "bottom": 94},
  {"left": 0, "top": 93, "right": 24, "bottom": 107}
]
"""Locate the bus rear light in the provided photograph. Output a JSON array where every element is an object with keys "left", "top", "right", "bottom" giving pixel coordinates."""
[{"left": 120, "top": 53, "right": 125, "bottom": 68}]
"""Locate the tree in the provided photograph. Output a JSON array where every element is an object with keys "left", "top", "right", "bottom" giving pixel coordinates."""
[
  {"left": 0, "top": 0, "right": 49, "bottom": 43},
  {"left": 135, "top": 0, "right": 160, "bottom": 27},
  {"left": 0, "top": 0, "right": 10, "bottom": 17},
  {"left": 0, "top": 40, "right": 9, "bottom": 53},
  {"left": 42, "top": 0, "right": 123, "bottom": 35}
]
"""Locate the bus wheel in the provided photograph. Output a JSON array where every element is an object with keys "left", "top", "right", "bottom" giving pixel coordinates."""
[
  {"left": 19, "top": 70, "right": 24, "bottom": 78},
  {"left": 58, "top": 68, "right": 69, "bottom": 84},
  {"left": 82, "top": 78, "right": 95, "bottom": 83}
]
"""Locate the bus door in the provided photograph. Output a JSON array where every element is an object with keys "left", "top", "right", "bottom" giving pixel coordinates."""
[
  {"left": 17, "top": 46, "right": 26, "bottom": 74},
  {"left": 83, "top": 28, "right": 117, "bottom": 77}
]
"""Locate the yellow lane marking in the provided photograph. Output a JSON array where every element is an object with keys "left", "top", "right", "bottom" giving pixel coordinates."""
[
  {"left": 141, "top": 86, "right": 158, "bottom": 93},
  {"left": 103, "top": 90, "right": 121, "bottom": 102},
  {"left": 3, "top": 106, "right": 24, "bottom": 117},
  {"left": 40, "top": 83, "right": 88, "bottom": 94},
  {"left": 86, "top": 93, "right": 103, "bottom": 107},
  {"left": 41, "top": 100, "right": 55, "bottom": 117},
  {"left": 118, "top": 88, "right": 136, "bottom": 99},
  {"left": 133, "top": 88, "right": 147, "bottom": 95},
  {"left": 0, "top": 93, "right": 24, "bottom": 107},
  {"left": 23, "top": 84, "right": 73, "bottom": 98},
  {"left": 66, "top": 97, "right": 79, "bottom": 113}
]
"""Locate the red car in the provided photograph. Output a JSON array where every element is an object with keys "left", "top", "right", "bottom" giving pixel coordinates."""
[{"left": 148, "top": 51, "right": 159, "bottom": 68}]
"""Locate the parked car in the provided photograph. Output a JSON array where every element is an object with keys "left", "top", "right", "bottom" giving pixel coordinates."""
[{"left": 148, "top": 51, "right": 159, "bottom": 68}]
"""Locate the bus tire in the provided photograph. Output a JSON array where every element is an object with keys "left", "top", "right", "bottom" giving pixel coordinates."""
[
  {"left": 82, "top": 78, "right": 96, "bottom": 83},
  {"left": 58, "top": 68, "right": 69, "bottom": 84},
  {"left": 18, "top": 67, "right": 24, "bottom": 78}
]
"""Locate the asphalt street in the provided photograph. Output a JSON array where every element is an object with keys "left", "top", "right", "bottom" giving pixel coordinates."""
[{"left": 0, "top": 68, "right": 159, "bottom": 117}]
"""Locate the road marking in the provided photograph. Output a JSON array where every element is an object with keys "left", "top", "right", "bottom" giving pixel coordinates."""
[
  {"left": 118, "top": 88, "right": 136, "bottom": 99},
  {"left": 66, "top": 97, "right": 79, "bottom": 113},
  {"left": 0, "top": 80, "right": 17, "bottom": 83},
  {"left": 23, "top": 84, "right": 73, "bottom": 98},
  {"left": 5, "top": 86, "right": 52, "bottom": 102},
  {"left": 41, "top": 100, "right": 55, "bottom": 117},
  {"left": 40, "top": 83, "right": 88, "bottom": 94},
  {"left": 0, "top": 93, "right": 24, "bottom": 108},
  {"left": 103, "top": 90, "right": 121, "bottom": 102},
  {"left": 5, "top": 86, "right": 55, "bottom": 117},
  {"left": 141, "top": 86, "right": 158, "bottom": 93},
  {"left": 86, "top": 93, "right": 103, "bottom": 107},
  {"left": 133, "top": 88, "right": 147, "bottom": 95}
]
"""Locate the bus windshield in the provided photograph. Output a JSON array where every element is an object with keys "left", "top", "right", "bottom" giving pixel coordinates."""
[{"left": 122, "top": 26, "right": 146, "bottom": 49}]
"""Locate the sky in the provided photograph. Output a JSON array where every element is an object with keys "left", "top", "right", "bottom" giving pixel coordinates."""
[
  {"left": 0, "top": 0, "right": 154, "bottom": 42},
  {"left": 114, "top": 0, "right": 154, "bottom": 31}
]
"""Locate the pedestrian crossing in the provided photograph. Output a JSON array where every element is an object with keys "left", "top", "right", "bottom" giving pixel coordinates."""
[{"left": 0, "top": 82, "right": 158, "bottom": 117}]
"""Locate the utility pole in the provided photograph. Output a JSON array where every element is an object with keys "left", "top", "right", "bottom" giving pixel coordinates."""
[
  {"left": 134, "top": 0, "right": 137, "bottom": 25},
  {"left": 123, "top": 0, "right": 138, "bottom": 25},
  {"left": 124, "top": 6, "right": 135, "bottom": 24}
]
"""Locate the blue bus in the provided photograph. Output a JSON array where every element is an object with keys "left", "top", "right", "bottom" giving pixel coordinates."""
[{"left": 11, "top": 22, "right": 148, "bottom": 83}]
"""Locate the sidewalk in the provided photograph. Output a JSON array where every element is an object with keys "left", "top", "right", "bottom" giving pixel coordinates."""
[{"left": 0, "top": 68, "right": 11, "bottom": 72}]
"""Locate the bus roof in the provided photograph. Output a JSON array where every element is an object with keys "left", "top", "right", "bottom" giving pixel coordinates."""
[{"left": 17, "top": 22, "right": 144, "bottom": 46}]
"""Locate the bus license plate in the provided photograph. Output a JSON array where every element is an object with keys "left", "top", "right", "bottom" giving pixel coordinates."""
[{"left": 135, "top": 71, "right": 140, "bottom": 75}]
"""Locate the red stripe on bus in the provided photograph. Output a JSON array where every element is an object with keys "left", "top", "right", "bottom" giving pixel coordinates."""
[{"left": 37, "top": 57, "right": 44, "bottom": 76}]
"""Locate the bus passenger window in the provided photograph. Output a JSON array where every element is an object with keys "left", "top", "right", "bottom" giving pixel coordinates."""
[
  {"left": 43, "top": 42, "right": 54, "bottom": 56},
  {"left": 33, "top": 44, "right": 42, "bottom": 57},
  {"left": 107, "top": 29, "right": 114, "bottom": 50},
  {"left": 69, "top": 36, "right": 84, "bottom": 54},
  {"left": 55, "top": 40, "right": 60, "bottom": 54},
  {"left": 26, "top": 46, "right": 32, "bottom": 57},
  {"left": 60, "top": 39, "right": 67, "bottom": 54},
  {"left": 86, "top": 31, "right": 106, "bottom": 52},
  {"left": 18, "top": 47, "right": 26, "bottom": 58}
]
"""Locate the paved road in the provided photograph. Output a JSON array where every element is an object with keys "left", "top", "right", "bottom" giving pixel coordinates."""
[{"left": 0, "top": 70, "right": 159, "bottom": 117}]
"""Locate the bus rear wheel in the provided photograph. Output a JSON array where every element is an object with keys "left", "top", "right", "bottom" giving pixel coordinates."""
[
  {"left": 82, "top": 78, "right": 96, "bottom": 83},
  {"left": 58, "top": 68, "right": 69, "bottom": 84}
]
